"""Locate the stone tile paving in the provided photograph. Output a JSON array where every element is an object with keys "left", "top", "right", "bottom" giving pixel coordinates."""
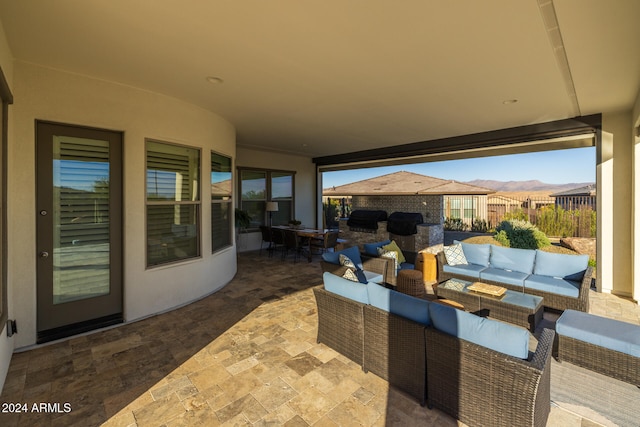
[{"left": 0, "top": 251, "right": 637, "bottom": 426}]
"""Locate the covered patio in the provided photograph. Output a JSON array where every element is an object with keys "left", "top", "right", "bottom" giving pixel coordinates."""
[{"left": 2, "top": 251, "right": 638, "bottom": 426}]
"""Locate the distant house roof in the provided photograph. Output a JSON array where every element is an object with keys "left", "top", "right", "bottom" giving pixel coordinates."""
[
  {"left": 550, "top": 184, "right": 596, "bottom": 197},
  {"left": 323, "top": 171, "right": 495, "bottom": 196}
]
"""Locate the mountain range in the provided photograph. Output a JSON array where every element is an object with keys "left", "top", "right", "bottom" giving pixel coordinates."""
[{"left": 465, "top": 179, "right": 595, "bottom": 192}]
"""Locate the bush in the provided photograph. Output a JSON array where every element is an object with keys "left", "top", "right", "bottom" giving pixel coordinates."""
[
  {"left": 494, "top": 219, "right": 550, "bottom": 249},
  {"left": 494, "top": 230, "right": 510, "bottom": 247},
  {"left": 471, "top": 218, "right": 490, "bottom": 233},
  {"left": 444, "top": 217, "right": 468, "bottom": 231}
]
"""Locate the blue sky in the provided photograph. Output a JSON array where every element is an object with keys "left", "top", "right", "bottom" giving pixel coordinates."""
[{"left": 322, "top": 147, "right": 596, "bottom": 188}]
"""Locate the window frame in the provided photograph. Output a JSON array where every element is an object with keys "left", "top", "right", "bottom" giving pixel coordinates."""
[
  {"left": 211, "top": 150, "right": 233, "bottom": 253},
  {"left": 237, "top": 167, "right": 295, "bottom": 231},
  {"left": 145, "top": 139, "right": 202, "bottom": 268}
]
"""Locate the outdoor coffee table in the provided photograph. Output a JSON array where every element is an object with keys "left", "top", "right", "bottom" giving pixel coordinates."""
[{"left": 434, "top": 278, "right": 543, "bottom": 332}]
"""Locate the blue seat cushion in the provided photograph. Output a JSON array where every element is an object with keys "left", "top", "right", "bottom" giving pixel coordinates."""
[
  {"left": 489, "top": 245, "right": 536, "bottom": 274},
  {"left": 363, "top": 239, "right": 391, "bottom": 256},
  {"left": 524, "top": 275, "right": 580, "bottom": 298},
  {"left": 362, "top": 270, "right": 384, "bottom": 284},
  {"left": 556, "top": 309, "right": 640, "bottom": 358},
  {"left": 428, "top": 302, "right": 529, "bottom": 359},
  {"left": 322, "top": 271, "right": 369, "bottom": 304},
  {"left": 322, "top": 245, "right": 364, "bottom": 270},
  {"left": 367, "top": 282, "right": 431, "bottom": 326},
  {"left": 480, "top": 267, "right": 528, "bottom": 287},
  {"left": 399, "top": 262, "right": 414, "bottom": 271},
  {"left": 534, "top": 250, "right": 589, "bottom": 281},
  {"left": 457, "top": 241, "right": 491, "bottom": 267},
  {"left": 443, "top": 263, "right": 486, "bottom": 279}
]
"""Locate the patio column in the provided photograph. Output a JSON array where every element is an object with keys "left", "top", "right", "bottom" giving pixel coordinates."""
[{"left": 596, "top": 131, "right": 613, "bottom": 294}]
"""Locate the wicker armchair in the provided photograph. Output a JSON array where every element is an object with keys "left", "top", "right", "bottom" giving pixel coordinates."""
[
  {"left": 436, "top": 251, "right": 593, "bottom": 312},
  {"left": 320, "top": 254, "right": 389, "bottom": 284},
  {"left": 426, "top": 327, "right": 555, "bottom": 427}
]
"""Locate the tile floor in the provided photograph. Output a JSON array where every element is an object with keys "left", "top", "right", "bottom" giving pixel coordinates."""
[{"left": 0, "top": 251, "right": 638, "bottom": 426}]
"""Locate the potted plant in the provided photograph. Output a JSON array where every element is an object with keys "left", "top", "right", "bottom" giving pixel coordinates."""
[
  {"left": 235, "top": 208, "right": 252, "bottom": 231},
  {"left": 235, "top": 208, "right": 252, "bottom": 250},
  {"left": 288, "top": 219, "right": 302, "bottom": 229}
]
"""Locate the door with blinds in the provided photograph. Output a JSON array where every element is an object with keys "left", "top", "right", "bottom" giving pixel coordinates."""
[{"left": 36, "top": 122, "right": 122, "bottom": 343}]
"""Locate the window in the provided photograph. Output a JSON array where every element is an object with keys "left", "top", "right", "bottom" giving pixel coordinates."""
[
  {"left": 146, "top": 140, "right": 200, "bottom": 266},
  {"left": 239, "top": 168, "right": 294, "bottom": 229},
  {"left": 449, "top": 198, "right": 461, "bottom": 219},
  {"left": 463, "top": 197, "right": 475, "bottom": 219},
  {"left": 211, "top": 151, "right": 232, "bottom": 252}
]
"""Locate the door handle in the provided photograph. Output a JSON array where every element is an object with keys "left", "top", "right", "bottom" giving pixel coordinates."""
[{"left": 39, "top": 251, "right": 49, "bottom": 258}]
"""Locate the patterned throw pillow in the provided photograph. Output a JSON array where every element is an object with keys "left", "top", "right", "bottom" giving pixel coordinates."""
[
  {"left": 342, "top": 268, "right": 360, "bottom": 282},
  {"left": 339, "top": 254, "right": 357, "bottom": 269},
  {"left": 444, "top": 243, "right": 468, "bottom": 266},
  {"left": 377, "top": 247, "right": 398, "bottom": 271}
]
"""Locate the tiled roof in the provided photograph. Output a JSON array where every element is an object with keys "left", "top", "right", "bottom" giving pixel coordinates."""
[
  {"left": 550, "top": 184, "right": 596, "bottom": 197},
  {"left": 323, "top": 171, "right": 494, "bottom": 196}
]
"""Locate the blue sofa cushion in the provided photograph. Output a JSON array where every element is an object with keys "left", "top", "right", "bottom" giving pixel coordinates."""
[
  {"left": 489, "top": 245, "right": 536, "bottom": 274},
  {"left": 480, "top": 267, "right": 529, "bottom": 287},
  {"left": 367, "top": 282, "right": 431, "bottom": 326},
  {"left": 524, "top": 275, "right": 580, "bottom": 298},
  {"left": 322, "top": 272, "right": 369, "bottom": 304},
  {"left": 443, "top": 263, "right": 487, "bottom": 279},
  {"left": 399, "top": 262, "right": 414, "bottom": 271},
  {"left": 556, "top": 309, "right": 640, "bottom": 358},
  {"left": 322, "top": 245, "right": 364, "bottom": 270},
  {"left": 534, "top": 250, "right": 589, "bottom": 281},
  {"left": 363, "top": 239, "right": 391, "bottom": 256},
  {"left": 456, "top": 241, "right": 491, "bottom": 267},
  {"left": 362, "top": 270, "right": 384, "bottom": 284},
  {"left": 429, "top": 302, "right": 529, "bottom": 359}
]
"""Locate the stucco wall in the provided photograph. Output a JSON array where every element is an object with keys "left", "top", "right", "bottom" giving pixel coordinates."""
[
  {"left": 602, "top": 111, "right": 633, "bottom": 298},
  {"left": 0, "top": 18, "right": 13, "bottom": 394},
  {"left": 9, "top": 62, "right": 238, "bottom": 348}
]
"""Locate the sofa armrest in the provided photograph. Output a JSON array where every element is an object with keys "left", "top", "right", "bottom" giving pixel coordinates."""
[
  {"left": 361, "top": 255, "right": 390, "bottom": 283},
  {"left": 320, "top": 261, "right": 350, "bottom": 278},
  {"left": 576, "top": 266, "right": 594, "bottom": 312}
]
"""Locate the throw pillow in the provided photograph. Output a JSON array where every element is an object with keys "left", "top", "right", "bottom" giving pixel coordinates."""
[
  {"left": 339, "top": 254, "right": 357, "bottom": 270},
  {"left": 377, "top": 247, "right": 398, "bottom": 271},
  {"left": 342, "top": 268, "right": 359, "bottom": 282},
  {"left": 444, "top": 243, "right": 468, "bottom": 266},
  {"left": 382, "top": 240, "right": 406, "bottom": 264}
]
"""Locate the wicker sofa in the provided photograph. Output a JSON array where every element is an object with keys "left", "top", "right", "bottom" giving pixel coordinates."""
[
  {"left": 437, "top": 242, "right": 594, "bottom": 312},
  {"left": 314, "top": 272, "right": 555, "bottom": 426}
]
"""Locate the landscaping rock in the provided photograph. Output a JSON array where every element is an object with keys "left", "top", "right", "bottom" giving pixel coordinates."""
[{"left": 560, "top": 237, "right": 596, "bottom": 260}]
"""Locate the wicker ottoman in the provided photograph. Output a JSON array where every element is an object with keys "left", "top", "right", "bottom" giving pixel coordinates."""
[
  {"left": 397, "top": 269, "right": 426, "bottom": 299},
  {"left": 556, "top": 309, "right": 640, "bottom": 386}
]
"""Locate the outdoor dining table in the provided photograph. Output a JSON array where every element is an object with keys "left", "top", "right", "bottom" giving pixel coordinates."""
[{"left": 273, "top": 226, "right": 328, "bottom": 262}]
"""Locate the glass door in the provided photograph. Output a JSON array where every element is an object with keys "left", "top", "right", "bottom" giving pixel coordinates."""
[{"left": 36, "top": 122, "right": 122, "bottom": 343}]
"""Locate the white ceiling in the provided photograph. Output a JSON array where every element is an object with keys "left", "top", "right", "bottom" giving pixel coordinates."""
[{"left": 1, "top": 0, "right": 638, "bottom": 158}]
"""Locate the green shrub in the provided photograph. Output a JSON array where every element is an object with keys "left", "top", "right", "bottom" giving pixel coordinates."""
[
  {"left": 494, "top": 219, "right": 550, "bottom": 249},
  {"left": 503, "top": 209, "right": 528, "bottom": 222},
  {"left": 444, "top": 217, "right": 468, "bottom": 231},
  {"left": 471, "top": 218, "right": 491, "bottom": 233},
  {"left": 494, "top": 230, "right": 510, "bottom": 247}
]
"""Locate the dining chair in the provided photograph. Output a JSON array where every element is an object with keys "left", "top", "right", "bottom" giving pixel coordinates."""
[
  {"left": 311, "top": 230, "right": 339, "bottom": 254},
  {"left": 282, "top": 229, "right": 304, "bottom": 262},
  {"left": 259, "top": 225, "right": 273, "bottom": 256}
]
